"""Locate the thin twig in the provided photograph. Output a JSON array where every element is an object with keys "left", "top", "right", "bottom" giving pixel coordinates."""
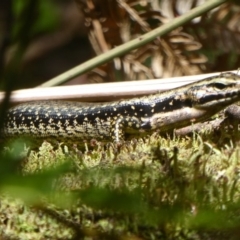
[
  {"left": 38, "top": 0, "right": 227, "bottom": 88},
  {"left": 0, "top": 70, "right": 237, "bottom": 104}
]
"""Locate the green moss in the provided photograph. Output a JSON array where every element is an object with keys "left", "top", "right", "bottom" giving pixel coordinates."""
[{"left": 1, "top": 126, "right": 240, "bottom": 239}]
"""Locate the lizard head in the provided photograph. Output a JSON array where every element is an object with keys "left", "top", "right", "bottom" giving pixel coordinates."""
[{"left": 187, "top": 72, "right": 240, "bottom": 109}]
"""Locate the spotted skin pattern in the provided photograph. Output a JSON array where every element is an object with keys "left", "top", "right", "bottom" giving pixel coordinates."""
[{"left": 3, "top": 73, "right": 240, "bottom": 143}]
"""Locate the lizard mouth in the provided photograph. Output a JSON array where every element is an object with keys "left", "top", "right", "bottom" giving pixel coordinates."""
[{"left": 198, "top": 92, "right": 239, "bottom": 105}]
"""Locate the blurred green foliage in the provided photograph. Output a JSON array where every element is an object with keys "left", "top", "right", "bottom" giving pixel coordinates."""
[
  {"left": 1, "top": 130, "right": 240, "bottom": 238},
  {"left": 12, "top": 0, "right": 59, "bottom": 40}
]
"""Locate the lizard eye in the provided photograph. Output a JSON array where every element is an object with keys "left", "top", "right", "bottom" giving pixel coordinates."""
[{"left": 213, "top": 82, "right": 227, "bottom": 90}]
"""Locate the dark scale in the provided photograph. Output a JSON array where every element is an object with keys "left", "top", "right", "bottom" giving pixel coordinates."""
[
  {"left": 3, "top": 73, "right": 240, "bottom": 145},
  {"left": 4, "top": 99, "right": 156, "bottom": 142},
  {"left": 153, "top": 95, "right": 193, "bottom": 113}
]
